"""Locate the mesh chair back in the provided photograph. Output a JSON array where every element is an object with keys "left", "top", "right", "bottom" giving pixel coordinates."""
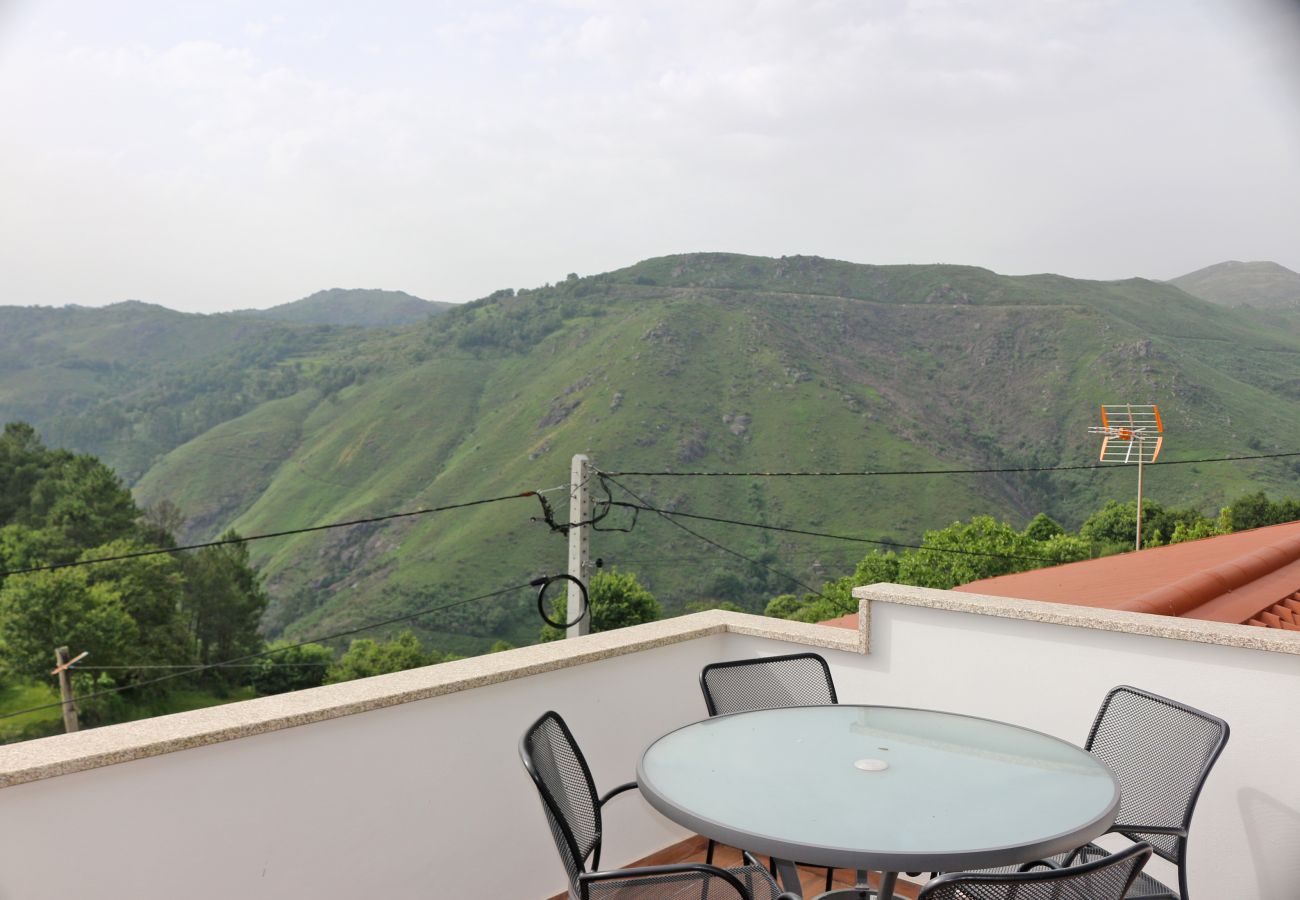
[
  {"left": 520, "top": 711, "right": 603, "bottom": 887},
  {"left": 1084, "top": 686, "right": 1229, "bottom": 863},
  {"left": 700, "top": 652, "right": 838, "bottom": 716},
  {"left": 919, "top": 842, "right": 1153, "bottom": 900}
]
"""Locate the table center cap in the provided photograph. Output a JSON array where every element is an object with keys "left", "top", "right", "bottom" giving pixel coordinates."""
[{"left": 854, "top": 758, "right": 889, "bottom": 771}]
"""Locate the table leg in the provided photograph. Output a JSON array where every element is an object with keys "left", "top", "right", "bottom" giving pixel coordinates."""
[
  {"left": 812, "top": 869, "right": 878, "bottom": 899},
  {"left": 876, "top": 871, "right": 898, "bottom": 900},
  {"left": 774, "top": 858, "right": 802, "bottom": 895}
]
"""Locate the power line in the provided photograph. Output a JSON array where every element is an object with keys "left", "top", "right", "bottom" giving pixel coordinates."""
[
  {"left": 602, "top": 498, "right": 1055, "bottom": 563},
  {"left": 0, "top": 581, "right": 534, "bottom": 721},
  {"left": 603, "top": 450, "right": 1300, "bottom": 479},
  {"left": 605, "top": 549, "right": 867, "bottom": 565},
  {"left": 599, "top": 474, "right": 824, "bottom": 597},
  {"left": 0, "top": 487, "right": 566, "bottom": 580}
]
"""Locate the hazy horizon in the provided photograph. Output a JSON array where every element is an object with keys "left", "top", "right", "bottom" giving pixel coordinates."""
[
  {"left": 2, "top": 254, "right": 1299, "bottom": 316},
  {"left": 3, "top": 1, "right": 1299, "bottom": 314}
]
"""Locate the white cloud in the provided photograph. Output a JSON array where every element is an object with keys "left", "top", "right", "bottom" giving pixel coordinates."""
[{"left": 0, "top": 0, "right": 1296, "bottom": 311}]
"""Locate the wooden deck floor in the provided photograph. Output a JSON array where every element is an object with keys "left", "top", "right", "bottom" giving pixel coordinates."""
[{"left": 547, "top": 835, "right": 923, "bottom": 898}]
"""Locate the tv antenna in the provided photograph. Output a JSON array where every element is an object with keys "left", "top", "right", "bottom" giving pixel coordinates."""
[{"left": 1089, "top": 404, "right": 1163, "bottom": 551}]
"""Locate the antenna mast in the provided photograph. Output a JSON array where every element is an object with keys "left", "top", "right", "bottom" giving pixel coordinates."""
[{"left": 1089, "top": 404, "right": 1164, "bottom": 551}]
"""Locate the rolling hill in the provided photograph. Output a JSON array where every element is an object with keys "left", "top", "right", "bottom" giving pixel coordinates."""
[
  {"left": 1170, "top": 260, "right": 1300, "bottom": 310},
  {"left": 238, "top": 288, "right": 452, "bottom": 327},
  {"left": 7, "top": 254, "right": 1300, "bottom": 655}
]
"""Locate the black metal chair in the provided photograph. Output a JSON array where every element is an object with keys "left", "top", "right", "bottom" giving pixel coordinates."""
[
  {"left": 919, "top": 842, "right": 1154, "bottom": 900},
  {"left": 700, "top": 652, "right": 838, "bottom": 717},
  {"left": 700, "top": 653, "right": 839, "bottom": 892},
  {"left": 520, "top": 710, "right": 801, "bottom": 900},
  {"left": 973, "top": 685, "right": 1229, "bottom": 899}
]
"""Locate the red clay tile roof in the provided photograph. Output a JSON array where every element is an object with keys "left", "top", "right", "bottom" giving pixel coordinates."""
[
  {"left": 954, "top": 520, "right": 1300, "bottom": 629},
  {"left": 1246, "top": 593, "right": 1300, "bottom": 631}
]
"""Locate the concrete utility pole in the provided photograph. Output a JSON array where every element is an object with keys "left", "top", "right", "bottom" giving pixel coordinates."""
[
  {"left": 567, "top": 454, "right": 593, "bottom": 638},
  {"left": 52, "top": 646, "right": 81, "bottom": 734}
]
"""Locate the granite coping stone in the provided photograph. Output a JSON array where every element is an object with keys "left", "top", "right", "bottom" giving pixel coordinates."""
[
  {"left": 0, "top": 609, "right": 861, "bottom": 789},
  {"left": 858, "top": 582, "right": 1300, "bottom": 655},
  {"left": 6, "top": 584, "right": 1294, "bottom": 790}
]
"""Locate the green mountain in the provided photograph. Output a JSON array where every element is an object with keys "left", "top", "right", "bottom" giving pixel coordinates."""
[
  {"left": 0, "top": 301, "right": 356, "bottom": 483},
  {"left": 1169, "top": 261, "right": 1300, "bottom": 310},
  {"left": 239, "top": 288, "right": 452, "bottom": 327},
  {"left": 7, "top": 254, "right": 1300, "bottom": 655}
]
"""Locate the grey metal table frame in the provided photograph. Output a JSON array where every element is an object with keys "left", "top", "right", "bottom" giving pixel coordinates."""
[{"left": 636, "top": 705, "right": 1120, "bottom": 900}]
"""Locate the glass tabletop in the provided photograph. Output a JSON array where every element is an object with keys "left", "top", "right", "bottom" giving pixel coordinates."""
[{"left": 636, "top": 705, "right": 1119, "bottom": 872}]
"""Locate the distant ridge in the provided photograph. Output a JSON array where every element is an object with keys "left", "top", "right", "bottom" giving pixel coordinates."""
[
  {"left": 9, "top": 251, "right": 1300, "bottom": 653},
  {"left": 1169, "top": 260, "right": 1300, "bottom": 310},
  {"left": 241, "top": 288, "right": 453, "bottom": 327}
]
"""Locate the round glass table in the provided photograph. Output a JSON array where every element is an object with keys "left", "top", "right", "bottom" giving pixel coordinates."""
[{"left": 637, "top": 705, "right": 1119, "bottom": 899}]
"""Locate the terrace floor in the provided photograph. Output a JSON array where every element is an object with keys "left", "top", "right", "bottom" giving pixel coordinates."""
[{"left": 547, "top": 835, "right": 923, "bottom": 899}]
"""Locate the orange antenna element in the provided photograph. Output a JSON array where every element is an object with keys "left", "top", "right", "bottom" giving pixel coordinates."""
[
  {"left": 1088, "top": 404, "right": 1164, "bottom": 551},
  {"left": 1089, "top": 404, "right": 1163, "bottom": 464}
]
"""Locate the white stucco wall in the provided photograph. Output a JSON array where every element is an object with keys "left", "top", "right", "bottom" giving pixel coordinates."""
[{"left": 0, "top": 594, "right": 1294, "bottom": 899}]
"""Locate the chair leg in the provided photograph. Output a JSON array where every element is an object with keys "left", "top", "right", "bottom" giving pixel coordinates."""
[
  {"left": 706, "top": 838, "right": 715, "bottom": 865},
  {"left": 825, "top": 867, "right": 834, "bottom": 892}
]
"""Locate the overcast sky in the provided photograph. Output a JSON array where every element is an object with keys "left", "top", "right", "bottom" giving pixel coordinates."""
[{"left": 2, "top": 1, "right": 1298, "bottom": 313}]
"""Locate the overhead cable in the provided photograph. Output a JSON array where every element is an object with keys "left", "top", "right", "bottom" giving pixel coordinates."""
[
  {"left": 602, "top": 450, "right": 1300, "bottom": 479},
  {"left": 0, "top": 487, "right": 564, "bottom": 580},
  {"left": 601, "top": 497, "right": 1054, "bottom": 563},
  {"left": 0, "top": 580, "right": 536, "bottom": 721},
  {"left": 598, "top": 474, "right": 824, "bottom": 597}
]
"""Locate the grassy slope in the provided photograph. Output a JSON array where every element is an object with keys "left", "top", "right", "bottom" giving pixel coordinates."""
[
  {"left": 0, "top": 302, "right": 353, "bottom": 480},
  {"left": 125, "top": 254, "right": 1300, "bottom": 656},
  {"left": 1169, "top": 260, "right": 1300, "bottom": 310}
]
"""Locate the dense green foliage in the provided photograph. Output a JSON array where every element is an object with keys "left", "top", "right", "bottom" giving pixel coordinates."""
[
  {"left": 539, "top": 569, "right": 662, "bottom": 642},
  {"left": 763, "top": 490, "right": 1291, "bottom": 623},
  {"left": 323, "top": 631, "right": 454, "bottom": 683},
  {"left": 0, "top": 424, "right": 271, "bottom": 734},
  {"left": 247, "top": 641, "right": 334, "bottom": 695}
]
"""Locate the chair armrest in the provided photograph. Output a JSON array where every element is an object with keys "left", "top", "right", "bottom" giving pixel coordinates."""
[
  {"left": 598, "top": 780, "right": 639, "bottom": 807},
  {"left": 1060, "top": 825, "right": 1188, "bottom": 866},
  {"left": 1016, "top": 859, "right": 1061, "bottom": 872},
  {"left": 578, "top": 863, "right": 752, "bottom": 898}
]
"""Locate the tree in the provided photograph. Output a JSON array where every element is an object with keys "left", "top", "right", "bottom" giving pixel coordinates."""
[
  {"left": 0, "top": 423, "right": 140, "bottom": 565},
  {"left": 1167, "top": 519, "right": 1226, "bottom": 544},
  {"left": 249, "top": 642, "right": 333, "bottom": 695},
  {"left": 760, "top": 551, "right": 903, "bottom": 625},
  {"left": 181, "top": 532, "right": 268, "bottom": 669},
  {"left": 1022, "top": 513, "right": 1065, "bottom": 542},
  {"left": 898, "top": 516, "right": 1043, "bottom": 589},
  {"left": 139, "top": 499, "right": 186, "bottom": 547},
  {"left": 324, "top": 631, "right": 440, "bottom": 684},
  {"left": 82, "top": 540, "right": 193, "bottom": 670},
  {"left": 764, "top": 594, "right": 804, "bottom": 619},
  {"left": 539, "top": 569, "right": 661, "bottom": 642},
  {"left": 28, "top": 454, "right": 139, "bottom": 552},
  {"left": 1078, "top": 499, "right": 1165, "bottom": 551},
  {"left": 0, "top": 566, "right": 137, "bottom": 681},
  {"left": 0, "top": 524, "right": 63, "bottom": 575},
  {"left": 0, "top": 423, "right": 49, "bottom": 525},
  {"left": 0, "top": 542, "right": 193, "bottom": 693},
  {"left": 1221, "top": 491, "right": 1300, "bottom": 532}
]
